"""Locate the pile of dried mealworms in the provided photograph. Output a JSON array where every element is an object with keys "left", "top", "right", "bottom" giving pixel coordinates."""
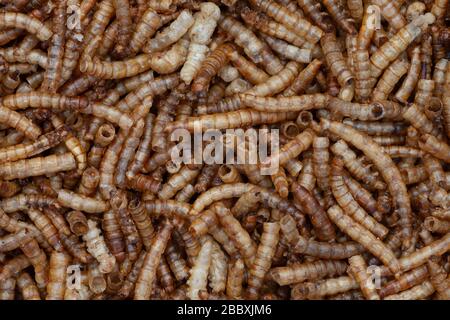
[{"left": 0, "top": 0, "right": 449, "bottom": 300}]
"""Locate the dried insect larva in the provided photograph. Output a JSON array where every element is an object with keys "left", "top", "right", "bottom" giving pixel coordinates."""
[
  {"left": 321, "top": 33, "right": 354, "bottom": 87},
  {"left": 125, "top": 115, "right": 154, "bottom": 180},
  {"left": 77, "top": 167, "right": 100, "bottom": 197},
  {"left": 346, "top": 0, "right": 363, "bottom": 21},
  {"left": 128, "top": 199, "right": 154, "bottom": 249},
  {"left": 117, "top": 250, "right": 147, "bottom": 298},
  {"left": 381, "top": 146, "right": 424, "bottom": 158},
  {"left": 83, "top": 219, "right": 116, "bottom": 273},
  {"left": 189, "top": 208, "right": 219, "bottom": 238},
  {"left": 295, "top": 0, "right": 333, "bottom": 32},
  {"left": 0, "top": 153, "right": 76, "bottom": 181},
  {"left": 114, "top": 74, "right": 179, "bottom": 115},
  {"left": 240, "top": 7, "right": 307, "bottom": 48},
  {"left": 328, "top": 98, "right": 387, "bottom": 121},
  {"left": 330, "top": 140, "right": 383, "bottom": 191},
  {"left": 144, "top": 9, "right": 194, "bottom": 53},
  {"left": 372, "top": 58, "right": 410, "bottom": 101},
  {"left": 262, "top": 128, "right": 315, "bottom": 167},
  {"left": 218, "top": 15, "right": 282, "bottom": 76},
  {"left": 370, "top": 14, "right": 435, "bottom": 78},
  {"left": 57, "top": 189, "right": 109, "bottom": 214},
  {"left": 321, "top": 0, "right": 356, "bottom": 35},
  {"left": 237, "top": 164, "right": 272, "bottom": 188},
  {"left": 433, "top": 58, "right": 448, "bottom": 99},
  {"left": 384, "top": 280, "right": 435, "bottom": 300},
  {"left": 20, "top": 238, "right": 48, "bottom": 290},
  {"left": 0, "top": 254, "right": 30, "bottom": 282},
  {"left": 174, "top": 184, "right": 195, "bottom": 203},
  {"left": 134, "top": 220, "right": 172, "bottom": 300},
  {"left": 296, "top": 157, "right": 315, "bottom": 192},
  {"left": 400, "top": 165, "right": 428, "bottom": 185},
  {"left": 372, "top": 0, "right": 407, "bottom": 31},
  {"left": 379, "top": 265, "right": 428, "bottom": 298},
  {"left": 0, "top": 106, "right": 41, "bottom": 140},
  {"left": 158, "top": 165, "right": 201, "bottom": 200},
  {"left": 291, "top": 275, "right": 359, "bottom": 300},
  {"left": 381, "top": 232, "right": 450, "bottom": 276},
  {"left": 327, "top": 205, "right": 400, "bottom": 276},
  {"left": 348, "top": 255, "right": 380, "bottom": 300},
  {"left": 93, "top": 123, "right": 115, "bottom": 148},
  {"left": 190, "top": 43, "right": 236, "bottom": 93},
  {"left": 283, "top": 59, "right": 322, "bottom": 97},
  {"left": 148, "top": 38, "right": 190, "bottom": 74},
  {"left": 343, "top": 175, "right": 381, "bottom": 220},
  {"left": 46, "top": 252, "right": 71, "bottom": 300},
  {"left": 80, "top": 51, "right": 156, "bottom": 80},
  {"left": 342, "top": 119, "right": 407, "bottom": 136},
  {"left": 226, "top": 258, "right": 245, "bottom": 299},
  {"left": 40, "top": 0, "right": 66, "bottom": 93},
  {"left": 239, "top": 93, "right": 329, "bottom": 113},
  {"left": 144, "top": 200, "right": 190, "bottom": 219},
  {"left": 432, "top": 208, "right": 450, "bottom": 221},
  {"left": 262, "top": 35, "right": 311, "bottom": 64},
  {"left": 249, "top": 0, "right": 323, "bottom": 44},
  {"left": 128, "top": 8, "right": 161, "bottom": 54},
  {"left": 102, "top": 210, "right": 126, "bottom": 263},
  {"left": 0, "top": 12, "right": 52, "bottom": 41},
  {"left": 214, "top": 202, "right": 257, "bottom": 268},
  {"left": 99, "top": 130, "right": 125, "bottom": 199},
  {"left": 322, "top": 119, "right": 412, "bottom": 248},
  {"left": 330, "top": 158, "right": 388, "bottom": 238},
  {"left": 271, "top": 259, "right": 349, "bottom": 287},
  {"left": 283, "top": 159, "right": 303, "bottom": 178},
  {"left": 84, "top": 103, "right": 133, "bottom": 132},
  {"left": 180, "top": 3, "right": 220, "bottom": 84},
  {"left": 312, "top": 136, "right": 331, "bottom": 192},
  {"left": 424, "top": 217, "right": 450, "bottom": 234},
  {"left": 418, "top": 133, "right": 450, "bottom": 163},
  {"left": 269, "top": 167, "right": 288, "bottom": 198},
  {"left": 166, "top": 109, "right": 297, "bottom": 132},
  {"left": 157, "top": 257, "right": 175, "bottom": 294},
  {"left": 110, "top": 191, "right": 142, "bottom": 262},
  {"left": 245, "top": 61, "right": 300, "bottom": 97},
  {"left": 207, "top": 238, "right": 228, "bottom": 294},
  {"left": 0, "top": 47, "right": 48, "bottom": 69},
  {"left": 193, "top": 164, "right": 218, "bottom": 194},
  {"left": 0, "top": 278, "right": 16, "bottom": 300},
  {"left": 172, "top": 216, "right": 202, "bottom": 265},
  {"left": 8, "top": 63, "right": 37, "bottom": 75},
  {"left": 227, "top": 50, "right": 270, "bottom": 85},
  {"left": 51, "top": 116, "right": 87, "bottom": 174},
  {"left": 292, "top": 182, "right": 336, "bottom": 241},
  {"left": 247, "top": 222, "right": 280, "bottom": 299},
  {"left": 414, "top": 80, "right": 435, "bottom": 109},
  {"left": 218, "top": 65, "right": 240, "bottom": 82},
  {"left": 82, "top": 0, "right": 115, "bottom": 47},
  {"left": 17, "top": 272, "right": 40, "bottom": 300},
  {"left": 165, "top": 241, "right": 190, "bottom": 282},
  {"left": 26, "top": 208, "right": 63, "bottom": 252},
  {"left": 0, "top": 180, "right": 21, "bottom": 198},
  {"left": 112, "top": 0, "right": 132, "bottom": 57},
  {"left": 0, "top": 127, "right": 67, "bottom": 164},
  {"left": 87, "top": 263, "right": 107, "bottom": 295},
  {"left": 2, "top": 92, "right": 90, "bottom": 112},
  {"left": 0, "top": 228, "right": 35, "bottom": 253},
  {"left": 186, "top": 239, "right": 212, "bottom": 300},
  {"left": 127, "top": 174, "right": 162, "bottom": 194},
  {"left": 114, "top": 119, "right": 145, "bottom": 189},
  {"left": 66, "top": 210, "right": 89, "bottom": 236},
  {"left": 426, "top": 256, "right": 450, "bottom": 300}
]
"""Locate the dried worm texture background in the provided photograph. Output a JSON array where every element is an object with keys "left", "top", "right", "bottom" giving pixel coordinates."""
[{"left": 0, "top": 0, "right": 449, "bottom": 301}]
